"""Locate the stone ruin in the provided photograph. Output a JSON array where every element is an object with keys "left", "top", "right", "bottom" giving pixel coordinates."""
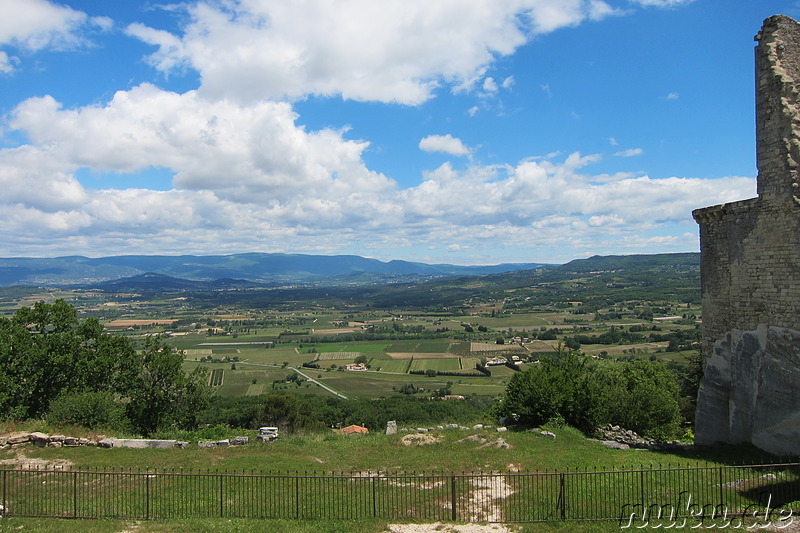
[{"left": 693, "top": 15, "right": 800, "bottom": 456}]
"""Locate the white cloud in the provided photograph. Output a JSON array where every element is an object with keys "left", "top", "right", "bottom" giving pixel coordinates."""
[
  {"left": 614, "top": 148, "right": 644, "bottom": 157},
  {"left": 0, "top": 0, "right": 105, "bottom": 72},
  {"left": 631, "top": 0, "right": 695, "bottom": 7},
  {"left": 666, "top": 92, "right": 680, "bottom": 100},
  {"left": 126, "top": 0, "right": 619, "bottom": 105},
  {"left": 0, "top": 50, "right": 14, "bottom": 73},
  {"left": 9, "top": 84, "right": 394, "bottom": 206},
  {"left": 419, "top": 134, "right": 470, "bottom": 156}
]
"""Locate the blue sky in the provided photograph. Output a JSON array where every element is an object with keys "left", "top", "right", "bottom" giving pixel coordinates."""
[{"left": 1, "top": 0, "right": 798, "bottom": 265}]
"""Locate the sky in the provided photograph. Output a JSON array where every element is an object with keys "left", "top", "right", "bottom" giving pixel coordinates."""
[{"left": 1, "top": 0, "right": 799, "bottom": 265}]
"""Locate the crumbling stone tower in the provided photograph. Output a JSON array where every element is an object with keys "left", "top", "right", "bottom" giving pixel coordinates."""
[{"left": 692, "top": 15, "right": 800, "bottom": 456}]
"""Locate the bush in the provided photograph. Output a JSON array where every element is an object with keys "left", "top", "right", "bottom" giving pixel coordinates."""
[
  {"left": 46, "top": 391, "right": 129, "bottom": 431},
  {"left": 497, "top": 348, "right": 682, "bottom": 440}
]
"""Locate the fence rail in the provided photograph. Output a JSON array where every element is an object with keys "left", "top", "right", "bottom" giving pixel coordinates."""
[{"left": 2, "top": 462, "right": 799, "bottom": 524}]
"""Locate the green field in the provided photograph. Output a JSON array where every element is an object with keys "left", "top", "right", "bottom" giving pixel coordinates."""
[
  {"left": 373, "top": 359, "right": 410, "bottom": 373},
  {"left": 409, "top": 358, "right": 461, "bottom": 372}
]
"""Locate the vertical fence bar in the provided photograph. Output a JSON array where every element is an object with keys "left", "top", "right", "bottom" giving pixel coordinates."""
[
  {"left": 371, "top": 476, "right": 376, "bottom": 517},
  {"left": 295, "top": 475, "right": 300, "bottom": 519},
  {"left": 640, "top": 468, "right": 645, "bottom": 511},
  {"left": 451, "top": 474, "right": 457, "bottom": 521},
  {"left": 219, "top": 472, "right": 224, "bottom": 518},
  {"left": 72, "top": 471, "right": 78, "bottom": 518},
  {"left": 146, "top": 472, "right": 150, "bottom": 520},
  {"left": 559, "top": 472, "right": 566, "bottom": 520}
]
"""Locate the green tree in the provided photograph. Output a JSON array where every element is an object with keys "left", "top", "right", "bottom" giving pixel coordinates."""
[
  {"left": 498, "top": 345, "right": 599, "bottom": 432},
  {"left": 594, "top": 360, "right": 682, "bottom": 440},
  {"left": 0, "top": 300, "right": 137, "bottom": 419},
  {"left": 253, "top": 393, "right": 325, "bottom": 434},
  {"left": 125, "top": 335, "right": 209, "bottom": 436}
]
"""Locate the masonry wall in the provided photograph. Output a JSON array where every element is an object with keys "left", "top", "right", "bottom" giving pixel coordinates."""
[{"left": 693, "top": 15, "right": 800, "bottom": 455}]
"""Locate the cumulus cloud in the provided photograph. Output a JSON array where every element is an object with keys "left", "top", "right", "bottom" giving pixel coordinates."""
[
  {"left": 419, "top": 134, "right": 470, "bottom": 156},
  {"left": 125, "top": 0, "right": 619, "bottom": 104},
  {"left": 0, "top": 0, "right": 108, "bottom": 72},
  {"left": 0, "top": 104, "right": 756, "bottom": 258},
  {"left": 9, "top": 84, "right": 394, "bottom": 206}
]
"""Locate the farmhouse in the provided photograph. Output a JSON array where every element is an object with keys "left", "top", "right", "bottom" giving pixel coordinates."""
[{"left": 343, "top": 362, "right": 367, "bottom": 371}]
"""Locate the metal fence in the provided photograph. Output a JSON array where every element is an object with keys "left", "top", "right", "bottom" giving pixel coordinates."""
[{"left": 2, "top": 462, "right": 799, "bottom": 524}]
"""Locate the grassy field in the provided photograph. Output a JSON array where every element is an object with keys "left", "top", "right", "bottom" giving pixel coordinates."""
[{"left": 409, "top": 358, "right": 462, "bottom": 372}]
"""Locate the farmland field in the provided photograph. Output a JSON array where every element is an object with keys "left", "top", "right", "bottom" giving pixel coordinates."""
[
  {"left": 385, "top": 339, "right": 456, "bottom": 353},
  {"left": 409, "top": 358, "right": 461, "bottom": 372},
  {"left": 374, "top": 359, "right": 410, "bottom": 373},
  {"left": 316, "top": 351, "right": 361, "bottom": 360}
]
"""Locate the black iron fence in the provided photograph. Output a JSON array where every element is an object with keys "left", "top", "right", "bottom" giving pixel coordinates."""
[{"left": 2, "top": 462, "right": 799, "bottom": 524}]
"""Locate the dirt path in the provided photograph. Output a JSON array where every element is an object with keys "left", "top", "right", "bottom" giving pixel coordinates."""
[{"left": 386, "top": 524, "right": 519, "bottom": 533}]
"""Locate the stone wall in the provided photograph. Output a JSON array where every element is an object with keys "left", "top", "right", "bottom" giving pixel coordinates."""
[{"left": 692, "top": 15, "right": 800, "bottom": 456}]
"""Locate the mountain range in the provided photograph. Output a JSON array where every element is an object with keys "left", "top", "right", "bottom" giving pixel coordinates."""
[{"left": 0, "top": 253, "right": 548, "bottom": 288}]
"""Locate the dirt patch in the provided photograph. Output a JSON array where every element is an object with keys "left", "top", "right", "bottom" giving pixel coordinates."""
[
  {"left": 387, "top": 523, "right": 519, "bottom": 532},
  {"left": 457, "top": 435, "right": 513, "bottom": 449},
  {"left": 401, "top": 433, "right": 442, "bottom": 446},
  {"left": 465, "top": 475, "right": 516, "bottom": 522},
  {"left": 312, "top": 328, "right": 357, "bottom": 335},
  {"left": 0, "top": 451, "right": 73, "bottom": 469}
]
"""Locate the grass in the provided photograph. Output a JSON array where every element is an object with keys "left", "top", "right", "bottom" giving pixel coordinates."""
[
  {"left": 1, "top": 422, "right": 772, "bottom": 474},
  {"left": 0, "top": 517, "right": 642, "bottom": 532}
]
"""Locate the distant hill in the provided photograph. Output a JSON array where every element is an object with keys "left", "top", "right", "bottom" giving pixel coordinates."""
[
  {"left": 360, "top": 252, "right": 701, "bottom": 308},
  {"left": 0, "top": 253, "right": 548, "bottom": 287}
]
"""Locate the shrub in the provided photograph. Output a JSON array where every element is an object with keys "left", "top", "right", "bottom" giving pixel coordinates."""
[{"left": 46, "top": 390, "right": 129, "bottom": 431}]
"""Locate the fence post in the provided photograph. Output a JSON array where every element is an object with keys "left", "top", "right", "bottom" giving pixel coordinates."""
[
  {"left": 559, "top": 473, "right": 566, "bottom": 520},
  {"left": 2, "top": 469, "right": 6, "bottom": 517},
  {"left": 451, "top": 474, "right": 457, "bottom": 521},
  {"left": 73, "top": 471, "right": 78, "bottom": 518},
  {"left": 718, "top": 466, "right": 724, "bottom": 508}
]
